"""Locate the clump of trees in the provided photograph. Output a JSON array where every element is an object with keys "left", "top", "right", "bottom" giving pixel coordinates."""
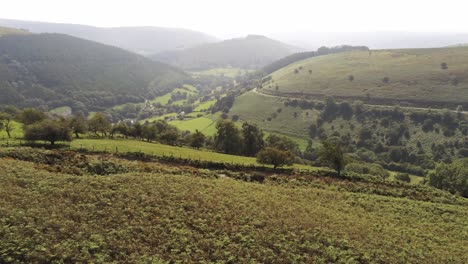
[{"left": 427, "top": 159, "right": 468, "bottom": 197}]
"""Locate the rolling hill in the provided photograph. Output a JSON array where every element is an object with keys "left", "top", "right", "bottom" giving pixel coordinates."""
[
  {"left": 152, "top": 35, "right": 300, "bottom": 70},
  {"left": 0, "top": 18, "right": 217, "bottom": 55},
  {"left": 261, "top": 47, "right": 468, "bottom": 108},
  {"left": 0, "top": 33, "right": 188, "bottom": 112}
]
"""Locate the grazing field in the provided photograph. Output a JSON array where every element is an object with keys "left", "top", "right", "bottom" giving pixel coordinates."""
[
  {"left": 193, "top": 67, "right": 254, "bottom": 77},
  {"left": 0, "top": 157, "right": 467, "bottom": 263},
  {"left": 263, "top": 47, "right": 468, "bottom": 104},
  {"left": 169, "top": 116, "right": 217, "bottom": 135},
  {"left": 71, "top": 138, "right": 259, "bottom": 165}
]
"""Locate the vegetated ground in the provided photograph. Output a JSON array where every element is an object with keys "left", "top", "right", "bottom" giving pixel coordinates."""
[
  {"left": 262, "top": 47, "right": 468, "bottom": 106},
  {"left": 230, "top": 90, "right": 467, "bottom": 155},
  {"left": 192, "top": 67, "right": 254, "bottom": 78},
  {"left": 0, "top": 149, "right": 467, "bottom": 263}
]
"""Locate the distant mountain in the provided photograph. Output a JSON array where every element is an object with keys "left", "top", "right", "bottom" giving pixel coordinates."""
[
  {"left": 0, "top": 18, "right": 217, "bottom": 55},
  {"left": 0, "top": 33, "right": 188, "bottom": 112},
  {"left": 271, "top": 31, "right": 468, "bottom": 50},
  {"left": 152, "top": 35, "right": 301, "bottom": 70}
]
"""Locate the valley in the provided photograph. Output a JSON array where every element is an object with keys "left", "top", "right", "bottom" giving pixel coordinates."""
[{"left": 0, "top": 15, "right": 468, "bottom": 263}]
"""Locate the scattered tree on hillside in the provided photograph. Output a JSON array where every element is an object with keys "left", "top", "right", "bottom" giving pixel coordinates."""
[
  {"left": 112, "top": 122, "right": 130, "bottom": 138},
  {"left": 0, "top": 112, "right": 14, "bottom": 138},
  {"left": 20, "top": 108, "right": 47, "bottom": 125},
  {"left": 382, "top": 77, "right": 390, "bottom": 83},
  {"left": 214, "top": 120, "right": 243, "bottom": 154},
  {"left": 190, "top": 130, "right": 206, "bottom": 149},
  {"left": 24, "top": 119, "right": 72, "bottom": 145},
  {"left": 69, "top": 113, "right": 88, "bottom": 138},
  {"left": 256, "top": 147, "right": 294, "bottom": 169},
  {"left": 441, "top": 62, "right": 448, "bottom": 70},
  {"left": 348, "top": 75, "right": 354, "bottom": 81},
  {"left": 318, "top": 138, "right": 345, "bottom": 176},
  {"left": 265, "top": 134, "right": 299, "bottom": 155},
  {"left": 242, "top": 122, "right": 264, "bottom": 156},
  {"left": 88, "top": 113, "right": 111, "bottom": 137}
]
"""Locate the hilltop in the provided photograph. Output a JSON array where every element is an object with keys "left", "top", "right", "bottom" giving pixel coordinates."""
[
  {"left": 0, "top": 26, "right": 30, "bottom": 36},
  {"left": 0, "top": 18, "right": 217, "bottom": 55},
  {"left": 260, "top": 47, "right": 468, "bottom": 108},
  {"left": 152, "top": 35, "right": 300, "bottom": 70},
  {"left": 0, "top": 33, "right": 188, "bottom": 112}
]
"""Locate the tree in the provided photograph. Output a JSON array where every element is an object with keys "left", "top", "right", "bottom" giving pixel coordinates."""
[
  {"left": 88, "top": 113, "right": 111, "bottom": 137},
  {"left": 265, "top": 134, "right": 299, "bottom": 154},
  {"left": 318, "top": 138, "right": 346, "bottom": 176},
  {"left": 382, "top": 77, "right": 390, "bottom": 83},
  {"left": 190, "top": 130, "right": 206, "bottom": 149},
  {"left": 241, "top": 122, "right": 264, "bottom": 156},
  {"left": 24, "top": 119, "right": 72, "bottom": 145},
  {"left": 19, "top": 108, "right": 47, "bottom": 125},
  {"left": 69, "top": 113, "right": 88, "bottom": 138},
  {"left": 214, "top": 120, "right": 243, "bottom": 154},
  {"left": 427, "top": 159, "right": 468, "bottom": 197},
  {"left": 112, "top": 122, "right": 130, "bottom": 138},
  {"left": 142, "top": 123, "right": 157, "bottom": 142},
  {"left": 441, "top": 62, "right": 448, "bottom": 70},
  {"left": 256, "top": 147, "right": 294, "bottom": 169},
  {"left": 0, "top": 112, "right": 14, "bottom": 138},
  {"left": 348, "top": 75, "right": 354, "bottom": 81}
]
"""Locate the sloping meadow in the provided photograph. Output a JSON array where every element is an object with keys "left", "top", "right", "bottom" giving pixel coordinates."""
[{"left": 0, "top": 148, "right": 467, "bottom": 263}]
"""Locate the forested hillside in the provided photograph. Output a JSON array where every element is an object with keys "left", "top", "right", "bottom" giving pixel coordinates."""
[
  {"left": 152, "top": 35, "right": 299, "bottom": 70},
  {"left": 0, "top": 33, "right": 188, "bottom": 113}
]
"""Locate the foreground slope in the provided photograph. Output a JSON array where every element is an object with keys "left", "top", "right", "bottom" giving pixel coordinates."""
[
  {"left": 0, "top": 153, "right": 467, "bottom": 263},
  {"left": 263, "top": 47, "right": 468, "bottom": 107},
  {"left": 152, "top": 35, "right": 300, "bottom": 70},
  {"left": 0, "top": 18, "right": 216, "bottom": 55},
  {"left": 0, "top": 33, "right": 187, "bottom": 111}
]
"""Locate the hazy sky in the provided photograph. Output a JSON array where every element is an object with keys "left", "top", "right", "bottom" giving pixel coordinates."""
[{"left": 1, "top": 0, "right": 467, "bottom": 38}]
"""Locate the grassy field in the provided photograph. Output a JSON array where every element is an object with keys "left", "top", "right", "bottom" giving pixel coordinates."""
[
  {"left": 263, "top": 47, "right": 468, "bottom": 103},
  {"left": 49, "top": 106, "right": 72, "bottom": 116},
  {"left": 0, "top": 121, "right": 23, "bottom": 139},
  {"left": 170, "top": 116, "right": 217, "bottom": 135},
  {"left": 71, "top": 138, "right": 259, "bottom": 165},
  {"left": 192, "top": 67, "right": 254, "bottom": 78},
  {"left": 230, "top": 91, "right": 315, "bottom": 138},
  {"left": 0, "top": 156, "right": 467, "bottom": 263},
  {"left": 69, "top": 138, "right": 315, "bottom": 171}
]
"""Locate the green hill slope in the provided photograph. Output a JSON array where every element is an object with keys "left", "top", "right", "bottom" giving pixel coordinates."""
[
  {"left": 1, "top": 152, "right": 468, "bottom": 263},
  {"left": 152, "top": 35, "right": 300, "bottom": 70},
  {"left": 262, "top": 47, "right": 468, "bottom": 107},
  {"left": 0, "top": 33, "right": 188, "bottom": 112},
  {"left": 0, "top": 18, "right": 217, "bottom": 55}
]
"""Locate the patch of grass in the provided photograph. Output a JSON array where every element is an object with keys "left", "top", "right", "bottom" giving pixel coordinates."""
[
  {"left": 170, "top": 117, "right": 217, "bottom": 135},
  {"left": 0, "top": 121, "right": 23, "bottom": 139},
  {"left": 49, "top": 106, "right": 72, "bottom": 116},
  {"left": 71, "top": 138, "right": 259, "bottom": 165},
  {"left": 193, "top": 100, "right": 216, "bottom": 112}
]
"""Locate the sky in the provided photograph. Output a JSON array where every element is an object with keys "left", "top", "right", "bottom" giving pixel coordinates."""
[{"left": 1, "top": 0, "right": 467, "bottom": 38}]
